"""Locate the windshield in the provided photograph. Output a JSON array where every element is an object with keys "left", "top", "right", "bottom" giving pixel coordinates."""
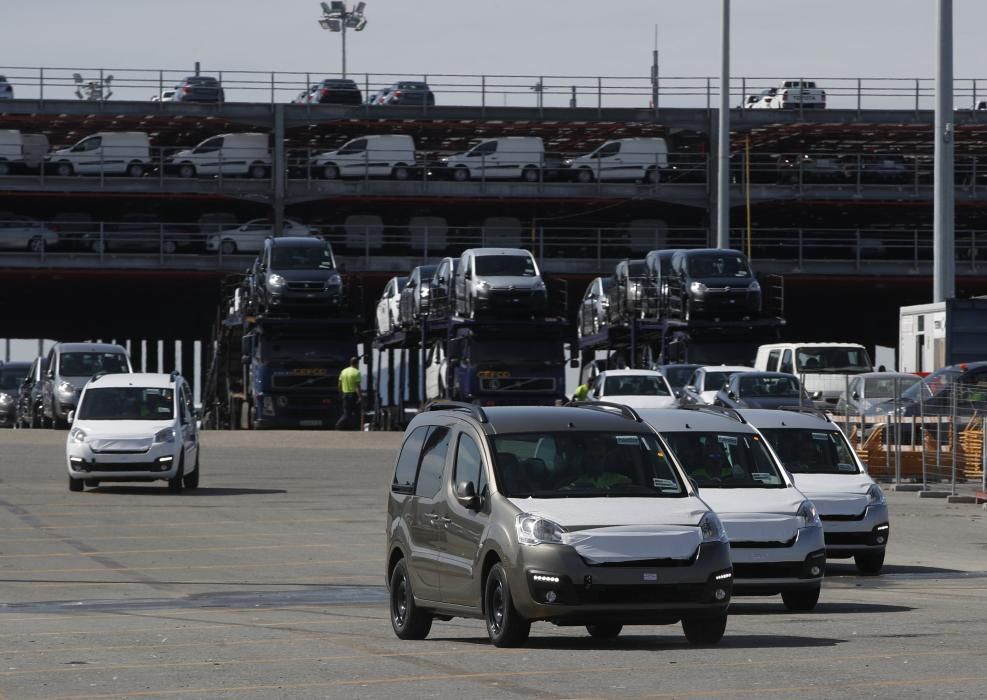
[
  {"left": 59, "top": 352, "right": 129, "bottom": 377},
  {"left": 796, "top": 347, "right": 872, "bottom": 373},
  {"left": 661, "top": 366, "right": 697, "bottom": 390},
  {"left": 739, "top": 374, "right": 801, "bottom": 397},
  {"left": 0, "top": 369, "right": 23, "bottom": 390},
  {"left": 604, "top": 375, "right": 670, "bottom": 396},
  {"left": 703, "top": 371, "right": 741, "bottom": 391},
  {"left": 687, "top": 253, "right": 751, "bottom": 278},
  {"left": 259, "top": 336, "right": 353, "bottom": 363},
  {"left": 474, "top": 255, "right": 537, "bottom": 277},
  {"left": 758, "top": 428, "right": 861, "bottom": 475},
  {"left": 862, "top": 376, "right": 920, "bottom": 398},
  {"left": 470, "top": 339, "right": 562, "bottom": 365},
  {"left": 78, "top": 387, "right": 174, "bottom": 421},
  {"left": 490, "top": 431, "right": 685, "bottom": 498},
  {"left": 271, "top": 245, "right": 334, "bottom": 270},
  {"left": 661, "top": 431, "right": 786, "bottom": 488}
]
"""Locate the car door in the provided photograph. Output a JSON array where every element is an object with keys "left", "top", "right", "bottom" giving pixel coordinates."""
[
  {"left": 595, "top": 141, "right": 621, "bottom": 180},
  {"left": 73, "top": 136, "right": 103, "bottom": 174},
  {"left": 408, "top": 425, "right": 453, "bottom": 600},
  {"left": 178, "top": 384, "right": 197, "bottom": 466},
  {"left": 193, "top": 136, "right": 225, "bottom": 175},
  {"left": 437, "top": 428, "right": 491, "bottom": 607},
  {"left": 337, "top": 139, "right": 369, "bottom": 177}
]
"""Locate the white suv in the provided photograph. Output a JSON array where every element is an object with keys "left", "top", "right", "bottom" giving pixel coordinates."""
[{"left": 66, "top": 372, "right": 200, "bottom": 493}]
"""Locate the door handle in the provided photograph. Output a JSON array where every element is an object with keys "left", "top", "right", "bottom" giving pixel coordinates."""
[
  {"left": 440, "top": 516, "right": 452, "bottom": 524},
  {"left": 424, "top": 513, "right": 440, "bottom": 522}
]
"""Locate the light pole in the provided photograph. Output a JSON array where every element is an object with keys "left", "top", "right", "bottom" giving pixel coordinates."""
[{"left": 318, "top": 1, "right": 368, "bottom": 79}]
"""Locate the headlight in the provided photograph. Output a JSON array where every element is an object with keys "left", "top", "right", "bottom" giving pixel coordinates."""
[
  {"left": 268, "top": 273, "right": 286, "bottom": 289},
  {"left": 866, "top": 483, "right": 886, "bottom": 505},
  {"left": 327, "top": 273, "right": 342, "bottom": 286},
  {"left": 477, "top": 280, "right": 491, "bottom": 290},
  {"left": 0, "top": 393, "right": 12, "bottom": 406},
  {"left": 749, "top": 279, "right": 761, "bottom": 292},
  {"left": 516, "top": 513, "right": 566, "bottom": 546},
  {"left": 797, "top": 500, "right": 821, "bottom": 528},
  {"left": 69, "top": 427, "right": 88, "bottom": 444},
  {"left": 698, "top": 512, "right": 727, "bottom": 543},
  {"left": 690, "top": 281, "right": 708, "bottom": 293},
  {"left": 533, "top": 279, "right": 546, "bottom": 290},
  {"left": 153, "top": 428, "right": 176, "bottom": 444},
  {"left": 58, "top": 381, "right": 76, "bottom": 395}
]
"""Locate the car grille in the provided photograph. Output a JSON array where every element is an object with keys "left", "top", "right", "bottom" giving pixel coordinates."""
[
  {"left": 271, "top": 374, "right": 335, "bottom": 389},
  {"left": 90, "top": 438, "right": 152, "bottom": 454},
  {"left": 730, "top": 536, "right": 797, "bottom": 549},
  {"left": 732, "top": 562, "right": 804, "bottom": 579},
  {"left": 286, "top": 281, "right": 325, "bottom": 291},
  {"left": 479, "top": 377, "right": 556, "bottom": 392},
  {"left": 84, "top": 462, "right": 160, "bottom": 472},
  {"left": 824, "top": 532, "right": 874, "bottom": 546},
  {"left": 821, "top": 512, "right": 867, "bottom": 522}
]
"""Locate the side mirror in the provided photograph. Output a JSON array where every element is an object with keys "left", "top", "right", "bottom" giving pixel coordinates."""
[
  {"left": 67, "top": 410, "right": 75, "bottom": 424},
  {"left": 727, "top": 390, "right": 737, "bottom": 400},
  {"left": 674, "top": 389, "right": 683, "bottom": 399},
  {"left": 811, "top": 391, "right": 822, "bottom": 400},
  {"left": 851, "top": 391, "right": 860, "bottom": 401},
  {"left": 455, "top": 480, "right": 479, "bottom": 509}
]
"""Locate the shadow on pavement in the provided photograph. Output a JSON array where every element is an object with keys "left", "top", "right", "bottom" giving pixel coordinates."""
[
  {"left": 440, "top": 632, "right": 845, "bottom": 650},
  {"left": 730, "top": 602, "right": 913, "bottom": 615},
  {"left": 84, "top": 486, "right": 288, "bottom": 496}
]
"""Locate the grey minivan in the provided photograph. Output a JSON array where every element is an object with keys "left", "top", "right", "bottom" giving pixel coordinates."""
[
  {"left": 42, "top": 342, "right": 132, "bottom": 428},
  {"left": 453, "top": 248, "right": 547, "bottom": 319},
  {"left": 386, "top": 401, "right": 733, "bottom": 647}
]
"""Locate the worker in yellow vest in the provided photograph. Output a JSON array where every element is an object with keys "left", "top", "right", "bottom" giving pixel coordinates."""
[{"left": 336, "top": 357, "right": 362, "bottom": 430}]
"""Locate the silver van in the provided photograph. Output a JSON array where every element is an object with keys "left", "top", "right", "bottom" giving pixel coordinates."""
[
  {"left": 386, "top": 402, "right": 733, "bottom": 647},
  {"left": 453, "top": 248, "right": 547, "bottom": 319},
  {"left": 42, "top": 342, "right": 133, "bottom": 429}
]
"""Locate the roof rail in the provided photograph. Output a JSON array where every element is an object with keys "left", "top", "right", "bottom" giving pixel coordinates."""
[
  {"left": 425, "top": 400, "right": 488, "bottom": 424},
  {"left": 777, "top": 405, "right": 830, "bottom": 420},
  {"left": 565, "top": 400, "right": 642, "bottom": 423},
  {"left": 679, "top": 404, "right": 746, "bottom": 424}
]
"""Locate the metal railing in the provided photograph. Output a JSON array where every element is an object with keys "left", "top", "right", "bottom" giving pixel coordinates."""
[{"left": 6, "top": 66, "right": 987, "bottom": 111}]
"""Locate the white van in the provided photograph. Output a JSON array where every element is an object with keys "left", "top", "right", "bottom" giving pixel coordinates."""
[
  {"left": 568, "top": 137, "right": 668, "bottom": 183},
  {"left": 170, "top": 133, "right": 271, "bottom": 178},
  {"left": 0, "top": 130, "right": 49, "bottom": 175},
  {"left": 754, "top": 342, "right": 873, "bottom": 410},
  {"left": 444, "top": 136, "right": 544, "bottom": 182},
  {"left": 312, "top": 134, "right": 416, "bottom": 180},
  {"left": 49, "top": 132, "right": 150, "bottom": 177}
]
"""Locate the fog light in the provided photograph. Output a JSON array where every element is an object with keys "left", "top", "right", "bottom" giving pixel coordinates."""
[
  {"left": 714, "top": 588, "right": 727, "bottom": 601},
  {"left": 876, "top": 536, "right": 886, "bottom": 544},
  {"left": 277, "top": 395, "right": 289, "bottom": 408},
  {"left": 545, "top": 590, "right": 558, "bottom": 603},
  {"left": 810, "top": 565, "right": 822, "bottom": 577}
]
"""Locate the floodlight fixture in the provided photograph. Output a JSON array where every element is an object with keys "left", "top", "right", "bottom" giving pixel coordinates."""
[{"left": 317, "top": 1, "right": 368, "bottom": 78}]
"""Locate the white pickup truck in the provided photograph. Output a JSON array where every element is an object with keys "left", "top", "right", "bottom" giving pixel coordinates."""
[{"left": 745, "top": 80, "right": 826, "bottom": 110}]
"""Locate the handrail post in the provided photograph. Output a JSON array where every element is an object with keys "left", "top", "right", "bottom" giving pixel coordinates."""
[
  {"left": 39, "top": 67, "right": 44, "bottom": 104},
  {"left": 857, "top": 77, "right": 862, "bottom": 115}
]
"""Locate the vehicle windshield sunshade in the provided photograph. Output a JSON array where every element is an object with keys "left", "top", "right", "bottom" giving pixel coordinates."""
[
  {"left": 662, "top": 431, "right": 785, "bottom": 488},
  {"left": 758, "top": 428, "right": 861, "bottom": 475},
  {"left": 490, "top": 431, "right": 685, "bottom": 498}
]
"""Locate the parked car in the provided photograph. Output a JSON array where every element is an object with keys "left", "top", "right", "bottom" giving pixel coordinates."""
[
  {"left": 82, "top": 214, "right": 169, "bottom": 253},
  {"left": 641, "top": 407, "right": 826, "bottom": 611},
  {"left": 777, "top": 153, "right": 849, "bottom": 184},
  {"left": 428, "top": 256, "right": 459, "bottom": 318},
  {"left": 151, "top": 88, "right": 176, "bottom": 102},
  {"left": 398, "top": 264, "right": 437, "bottom": 328},
  {"left": 755, "top": 342, "right": 873, "bottom": 410},
  {"left": 667, "top": 248, "right": 762, "bottom": 321},
  {"left": 835, "top": 371, "right": 921, "bottom": 416},
  {"left": 306, "top": 78, "right": 362, "bottom": 105},
  {"left": 443, "top": 137, "right": 544, "bottom": 182},
  {"left": 679, "top": 365, "right": 755, "bottom": 405},
  {"left": 251, "top": 236, "right": 342, "bottom": 313},
  {"left": 311, "top": 134, "right": 417, "bottom": 180},
  {"left": 453, "top": 248, "right": 547, "bottom": 319},
  {"left": 169, "top": 76, "right": 224, "bottom": 103},
  {"left": 586, "top": 369, "right": 677, "bottom": 408},
  {"left": 48, "top": 132, "right": 151, "bottom": 177},
  {"left": 366, "top": 87, "right": 392, "bottom": 105},
  {"left": 751, "top": 80, "right": 826, "bottom": 110},
  {"left": 50, "top": 212, "right": 98, "bottom": 251},
  {"left": 653, "top": 363, "right": 702, "bottom": 394},
  {"left": 0, "top": 76, "right": 12, "bottom": 100},
  {"left": 42, "top": 342, "right": 133, "bottom": 429},
  {"left": 0, "top": 362, "right": 30, "bottom": 427},
  {"left": 0, "top": 215, "right": 59, "bottom": 252},
  {"left": 713, "top": 371, "right": 810, "bottom": 409},
  {"left": 744, "top": 409, "right": 890, "bottom": 575},
  {"left": 168, "top": 133, "right": 271, "bottom": 179},
  {"left": 566, "top": 137, "right": 668, "bottom": 183},
  {"left": 386, "top": 403, "right": 733, "bottom": 647},
  {"left": 14, "top": 356, "right": 48, "bottom": 428},
  {"left": 892, "top": 361, "right": 987, "bottom": 418},
  {"left": 374, "top": 81, "right": 434, "bottom": 106},
  {"left": 0, "top": 130, "right": 50, "bottom": 175},
  {"left": 376, "top": 276, "right": 408, "bottom": 335},
  {"left": 206, "top": 218, "right": 316, "bottom": 255},
  {"left": 644, "top": 248, "right": 679, "bottom": 313},
  {"left": 577, "top": 276, "right": 615, "bottom": 337},
  {"left": 608, "top": 258, "right": 656, "bottom": 321},
  {"left": 66, "top": 372, "right": 200, "bottom": 492}
]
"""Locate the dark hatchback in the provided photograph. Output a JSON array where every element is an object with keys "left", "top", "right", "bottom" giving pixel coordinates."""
[
  {"left": 308, "top": 78, "right": 362, "bottom": 105},
  {"left": 170, "top": 76, "right": 225, "bottom": 103},
  {"left": 376, "top": 81, "right": 435, "bottom": 106},
  {"left": 668, "top": 248, "right": 762, "bottom": 320}
]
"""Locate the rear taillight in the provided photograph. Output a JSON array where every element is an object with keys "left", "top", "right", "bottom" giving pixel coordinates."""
[
  {"left": 393, "top": 90, "right": 401, "bottom": 98},
  {"left": 782, "top": 89, "right": 789, "bottom": 99},
  {"left": 321, "top": 88, "right": 329, "bottom": 96},
  {"left": 183, "top": 86, "right": 190, "bottom": 93}
]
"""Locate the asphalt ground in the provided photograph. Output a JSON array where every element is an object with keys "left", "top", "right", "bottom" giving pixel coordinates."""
[{"left": 0, "top": 429, "right": 985, "bottom": 699}]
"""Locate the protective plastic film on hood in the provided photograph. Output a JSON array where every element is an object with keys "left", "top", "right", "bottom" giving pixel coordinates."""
[{"left": 562, "top": 524, "right": 701, "bottom": 564}]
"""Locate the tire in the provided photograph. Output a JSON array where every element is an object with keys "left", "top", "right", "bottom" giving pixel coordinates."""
[
  {"left": 586, "top": 623, "right": 623, "bottom": 640},
  {"left": 249, "top": 163, "right": 267, "bottom": 179},
  {"left": 682, "top": 613, "right": 727, "bottom": 645},
  {"left": 84, "top": 479, "right": 100, "bottom": 488},
  {"left": 68, "top": 476, "right": 84, "bottom": 492},
  {"left": 0, "top": 161, "right": 9, "bottom": 176},
  {"left": 56, "top": 162, "right": 74, "bottom": 177},
  {"left": 323, "top": 164, "right": 340, "bottom": 180},
  {"left": 91, "top": 239, "right": 107, "bottom": 254},
  {"left": 644, "top": 167, "right": 659, "bottom": 183},
  {"left": 183, "top": 452, "right": 200, "bottom": 489},
  {"left": 28, "top": 237, "right": 45, "bottom": 253},
  {"left": 483, "top": 563, "right": 530, "bottom": 647},
  {"left": 392, "top": 165, "right": 410, "bottom": 181},
  {"left": 162, "top": 240, "right": 177, "bottom": 255},
  {"left": 168, "top": 456, "right": 184, "bottom": 493},
  {"left": 389, "top": 559, "right": 432, "bottom": 640},
  {"left": 854, "top": 551, "right": 885, "bottom": 576},
  {"left": 576, "top": 168, "right": 594, "bottom": 183},
  {"left": 219, "top": 240, "right": 237, "bottom": 255},
  {"left": 522, "top": 166, "right": 539, "bottom": 183},
  {"left": 126, "top": 163, "right": 144, "bottom": 178},
  {"left": 178, "top": 163, "right": 196, "bottom": 178},
  {"left": 781, "top": 586, "right": 821, "bottom": 612},
  {"left": 452, "top": 167, "right": 469, "bottom": 182}
]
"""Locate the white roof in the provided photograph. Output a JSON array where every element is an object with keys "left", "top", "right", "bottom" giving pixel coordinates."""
[
  {"left": 700, "top": 365, "right": 754, "bottom": 373},
  {"left": 760, "top": 342, "right": 864, "bottom": 348},
  {"left": 598, "top": 369, "right": 665, "bottom": 377},
  {"left": 86, "top": 372, "right": 176, "bottom": 389}
]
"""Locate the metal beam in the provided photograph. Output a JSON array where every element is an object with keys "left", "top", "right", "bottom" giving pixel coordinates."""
[
  {"left": 716, "top": 0, "right": 731, "bottom": 249},
  {"left": 933, "top": 0, "right": 955, "bottom": 302}
]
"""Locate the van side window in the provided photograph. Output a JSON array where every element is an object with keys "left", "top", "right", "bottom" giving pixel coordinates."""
[
  {"left": 392, "top": 425, "right": 429, "bottom": 493},
  {"left": 597, "top": 143, "right": 619, "bottom": 158},
  {"left": 470, "top": 141, "right": 496, "bottom": 156},
  {"left": 780, "top": 350, "right": 793, "bottom": 374},
  {"left": 195, "top": 137, "right": 224, "bottom": 153},
  {"left": 453, "top": 433, "right": 486, "bottom": 497},
  {"left": 766, "top": 350, "right": 780, "bottom": 372},
  {"left": 339, "top": 139, "right": 367, "bottom": 155},
  {"left": 415, "top": 426, "right": 452, "bottom": 499}
]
